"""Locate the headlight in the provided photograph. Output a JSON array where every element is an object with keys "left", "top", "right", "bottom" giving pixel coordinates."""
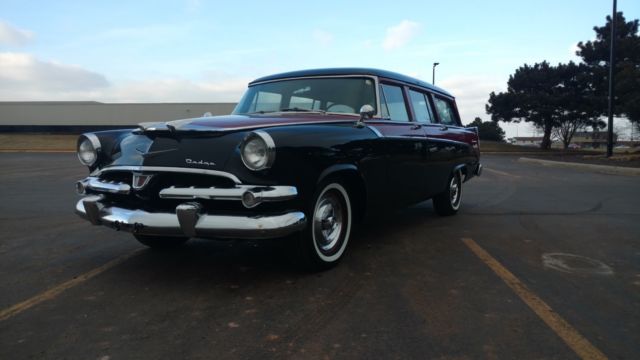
[
  {"left": 77, "top": 134, "right": 101, "bottom": 166},
  {"left": 240, "top": 131, "right": 275, "bottom": 171}
]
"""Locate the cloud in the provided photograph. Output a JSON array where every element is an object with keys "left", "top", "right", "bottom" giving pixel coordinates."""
[
  {"left": 0, "top": 21, "right": 34, "bottom": 46},
  {"left": 439, "top": 75, "right": 542, "bottom": 138},
  {"left": 312, "top": 29, "right": 333, "bottom": 47},
  {"left": 0, "top": 52, "right": 248, "bottom": 102},
  {"left": 0, "top": 53, "right": 109, "bottom": 95},
  {"left": 185, "top": 0, "right": 202, "bottom": 12},
  {"left": 99, "top": 24, "right": 186, "bottom": 43},
  {"left": 382, "top": 20, "right": 420, "bottom": 51},
  {"left": 438, "top": 75, "right": 505, "bottom": 124}
]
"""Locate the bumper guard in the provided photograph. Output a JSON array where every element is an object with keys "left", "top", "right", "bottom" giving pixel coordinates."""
[{"left": 75, "top": 195, "right": 306, "bottom": 239}]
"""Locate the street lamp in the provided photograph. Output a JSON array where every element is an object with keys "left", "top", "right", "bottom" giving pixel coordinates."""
[
  {"left": 607, "top": 0, "right": 617, "bottom": 157},
  {"left": 432, "top": 62, "right": 440, "bottom": 85}
]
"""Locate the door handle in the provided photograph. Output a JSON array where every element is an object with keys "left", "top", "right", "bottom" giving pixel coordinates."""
[
  {"left": 439, "top": 125, "right": 448, "bottom": 131},
  {"left": 410, "top": 124, "right": 422, "bottom": 130}
]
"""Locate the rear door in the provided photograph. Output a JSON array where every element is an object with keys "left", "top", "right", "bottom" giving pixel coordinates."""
[
  {"left": 406, "top": 88, "right": 444, "bottom": 198},
  {"left": 366, "top": 82, "right": 428, "bottom": 205},
  {"left": 424, "top": 94, "right": 469, "bottom": 195}
]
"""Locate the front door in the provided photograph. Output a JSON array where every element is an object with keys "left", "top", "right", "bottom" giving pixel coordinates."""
[{"left": 366, "top": 83, "right": 428, "bottom": 206}]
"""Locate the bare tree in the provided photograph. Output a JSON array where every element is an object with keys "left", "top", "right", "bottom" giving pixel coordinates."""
[{"left": 552, "top": 116, "right": 589, "bottom": 149}]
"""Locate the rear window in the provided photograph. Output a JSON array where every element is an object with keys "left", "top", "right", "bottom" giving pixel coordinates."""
[
  {"left": 433, "top": 97, "right": 459, "bottom": 126},
  {"left": 408, "top": 90, "right": 434, "bottom": 123}
]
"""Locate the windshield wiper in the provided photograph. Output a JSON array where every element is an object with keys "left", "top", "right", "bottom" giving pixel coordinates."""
[
  {"left": 248, "top": 110, "right": 278, "bottom": 114},
  {"left": 279, "top": 108, "right": 326, "bottom": 114},
  {"left": 247, "top": 108, "right": 327, "bottom": 115}
]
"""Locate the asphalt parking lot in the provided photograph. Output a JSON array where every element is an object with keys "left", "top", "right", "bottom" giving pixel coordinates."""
[{"left": 0, "top": 153, "right": 638, "bottom": 359}]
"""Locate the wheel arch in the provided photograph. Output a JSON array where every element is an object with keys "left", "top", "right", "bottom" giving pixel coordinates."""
[
  {"left": 453, "top": 163, "right": 468, "bottom": 182},
  {"left": 317, "top": 164, "right": 367, "bottom": 224}
]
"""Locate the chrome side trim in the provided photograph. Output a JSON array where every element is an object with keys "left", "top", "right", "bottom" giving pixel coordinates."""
[
  {"left": 158, "top": 185, "right": 298, "bottom": 202},
  {"left": 91, "top": 166, "right": 242, "bottom": 184},
  {"left": 139, "top": 119, "right": 365, "bottom": 134},
  {"left": 364, "top": 127, "right": 471, "bottom": 148},
  {"left": 366, "top": 125, "right": 383, "bottom": 138},
  {"left": 185, "top": 119, "right": 359, "bottom": 131},
  {"left": 75, "top": 197, "right": 307, "bottom": 240}
]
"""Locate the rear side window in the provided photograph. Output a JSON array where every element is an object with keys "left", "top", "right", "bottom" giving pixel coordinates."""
[
  {"left": 380, "top": 84, "right": 409, "bottom": 122},
  {"left": 433, "top": 97, "right": 459, "bottom": 126},
  {"left": 408, "top": 90, "right": 434, "bottom": 123}
]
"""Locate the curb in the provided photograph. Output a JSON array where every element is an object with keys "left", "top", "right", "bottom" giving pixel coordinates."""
[
  {"left": 0, "top": 149, "right": 75, "bottom": 153},
  {"left": 518, "top": 157, "right": 640, "bottom": 176}
]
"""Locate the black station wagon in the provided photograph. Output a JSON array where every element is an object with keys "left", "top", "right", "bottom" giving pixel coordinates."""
[{"left": 74, "top": 68, "right": 482, "bottom": 270}]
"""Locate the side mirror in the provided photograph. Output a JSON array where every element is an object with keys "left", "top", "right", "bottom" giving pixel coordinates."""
[{"left": 359, "top": 104, "right": 375, "bottom": 121}]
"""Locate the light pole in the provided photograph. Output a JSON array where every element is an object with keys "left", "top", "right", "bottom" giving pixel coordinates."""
[
  {"left": 432, "top": 62, "right": 439, "bottom": 85},
  {"left": 607, "top": 0, "right": 617, "bottom": 157}
]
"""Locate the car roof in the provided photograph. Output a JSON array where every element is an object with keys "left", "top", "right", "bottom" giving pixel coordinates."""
[{"left": 249, "top": 68, "right": 453, "bottom": 98}]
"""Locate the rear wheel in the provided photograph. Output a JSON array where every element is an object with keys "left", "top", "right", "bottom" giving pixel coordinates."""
[
  {"left": 134, "top": 234, "right": 189, "bottom": 249},
  {"left": 289, "top": 180, "right": 353, "bottom": 271},
  {"left": 433, "top": 171, "right": 462, "bottom": 216}
]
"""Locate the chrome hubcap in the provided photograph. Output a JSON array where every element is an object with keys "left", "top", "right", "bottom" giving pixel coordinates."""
[
  {"left": 313, "top": 191, "right": 344, "bottom": 252},
  {"left": 450, "top": 177, "right": 460, "bottom": 205}
]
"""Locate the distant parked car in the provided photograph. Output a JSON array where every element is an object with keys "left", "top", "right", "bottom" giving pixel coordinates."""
[
  {"left": 74, "top": 68, "right": 482, "bottom": 270},
  {"left": 568, "top": 143, "right": 581, "bottom": 149}
]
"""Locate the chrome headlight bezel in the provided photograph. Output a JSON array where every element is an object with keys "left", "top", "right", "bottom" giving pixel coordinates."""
[
  {"left": 77, "top": 133, "right": 101, "bottom": 167},
  {"left": 240, "top": 130, "right": 275, "bottom": 171}
]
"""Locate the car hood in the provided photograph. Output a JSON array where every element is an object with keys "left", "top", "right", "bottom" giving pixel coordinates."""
[
  {"left": 104, "top": 113, "right": 360, "bottom": 173},
  {"left": 137, "top": 113, "right": 359, "bottom": 134}
]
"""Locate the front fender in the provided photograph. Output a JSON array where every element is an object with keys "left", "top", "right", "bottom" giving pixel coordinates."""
[
  {"left": 317, "top": 164, "right": 359, "bottom": 185},
  {"left": 225, "top": 123, "right": 383, "bottom": 208}
]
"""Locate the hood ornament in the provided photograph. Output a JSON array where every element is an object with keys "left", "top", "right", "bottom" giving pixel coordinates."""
[{"left": 136, "top": 147, "right": 178, "bottom": 158}]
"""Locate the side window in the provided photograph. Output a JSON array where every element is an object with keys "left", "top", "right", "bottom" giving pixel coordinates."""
[
  {"left": 408, "top": 89, "right": 434, "bottom": 123},
  {"left": 433, "top": 97, "right": 459, "bottom": 126},
  {"left": 251, "top": 91, "right": 282, "bottom": 112},
  {"left": 380, "top": 84, "right": 409, "bottom": 122}
]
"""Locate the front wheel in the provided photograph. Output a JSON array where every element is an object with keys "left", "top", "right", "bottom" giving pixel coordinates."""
[
  {"left": 288, "top": 181, "right": 353, "bottom": 271},
  {"left": 433, "top": 171, "right": 462, "bottom": 216},
  {"left": 134, "top": 234, "right": 189, "bottom": 249}
]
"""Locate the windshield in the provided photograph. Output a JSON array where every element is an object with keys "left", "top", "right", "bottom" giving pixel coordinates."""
[{"left": 232, "top": 77, "right": 377, "bottom": 115}]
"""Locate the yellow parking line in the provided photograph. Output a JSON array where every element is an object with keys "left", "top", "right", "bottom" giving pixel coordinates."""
[
  {"left": 484, "top": 167, "right": 521, "bottom": 178},
  {"left": 0, "top": 249, "right": 142, "bottom": 322},
  {"left": 461, "top": 238, "right": 607, "bottom": 360}
]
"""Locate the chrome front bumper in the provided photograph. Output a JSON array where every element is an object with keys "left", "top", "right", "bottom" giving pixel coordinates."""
[
  {"left": 75, "top": 195, "right": 306, "bottom": 240},
  {"left": 76, "top": 176, "right": 297, "bottom": 208},
  {"left": 475, "top": 163, "right": 483, "bottom": 176}
]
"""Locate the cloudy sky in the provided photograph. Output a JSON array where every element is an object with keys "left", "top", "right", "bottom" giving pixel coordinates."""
[{"left": 1, "top": 0, "right": 638, "bottom": 137}]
